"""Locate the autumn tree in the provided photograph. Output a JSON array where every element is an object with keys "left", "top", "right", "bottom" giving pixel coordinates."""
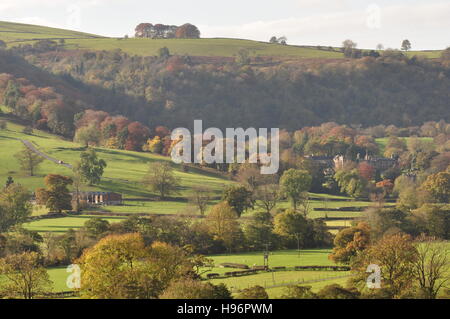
[
  {"left": 76, "top": 149, "right": 107, "bottom": 186},
  {"left": 329, "top": 222, "right": 371, "bottom": 264},
  {"left": 14, "top": 146, "right": 44, "bottom": 176},
  {"left": 420, "top": 171, "right": 450, "bottom": 203},
  {"left": 281, "top": 285, "right": 317, "bottom": 299},
  {"left": 280, "top": 169, "right": 312, "bottom": 210},
  {"left": 222, "top": 185, "right": 254, "bottom": 217},
  {"left": 0, "top": 252, "right": 52, "bottom": 299},
  {"left": 77, "top": 234, "right": 194, "bottom": 299},
  {"left": 317, "top": 284, "right": 360, "bottom": 299},
  {"left": 206, "top": 202, "right": 242, "bottom": 252},
  {"left": 36, "top": 175, "right": 73, "bottom": 213},
  {"left": 351, "top": 233, "right": 417, "bottom": 298},
  {"left": 175, "top": 23, "right": 200, "bottom": 39},
  {"left": 0, "top": 184, "right": 32, "bottom": 232},
  {"left": 143, "top": 162, "right": 180, "bottom": 200}
]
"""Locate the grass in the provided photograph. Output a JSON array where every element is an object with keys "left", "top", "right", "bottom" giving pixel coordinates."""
[
  {"left": 0, "top": 21, "right": 442, "bottom": 59},
  {"left": 24, "top": 215, "right": 127, "bottom": 233},
  {"left": 375, "top": 137, "right": 434, "bottom": 155}
]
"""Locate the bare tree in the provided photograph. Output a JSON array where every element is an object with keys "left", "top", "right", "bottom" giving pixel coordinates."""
[
  {"left": 413, "top": 236, "right": 449, "bottom": 299},
  {"left": 188, "top": 186, "right": 212, "bottom": 216},
  {"left": 254, "top": 184, "right": 280, "bottom": 214},
  {"left": 14, "top": 146, "right": 44, "bottom": 176},
  {"left": 143, "top": 162, "right": 180, "bottom": 200}
]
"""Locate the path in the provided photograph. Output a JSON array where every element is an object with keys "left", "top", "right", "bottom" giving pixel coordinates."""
[{"left": 20, "top": 139, "right": 73, "bottom": 169}]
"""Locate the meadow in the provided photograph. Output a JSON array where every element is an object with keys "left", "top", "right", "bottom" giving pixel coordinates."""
[
  {"left": 1, "top": 115, "right": 374, "bottom": 235},
  {"left": 0, "top": 21, "right": 442, "bottom": 59}
]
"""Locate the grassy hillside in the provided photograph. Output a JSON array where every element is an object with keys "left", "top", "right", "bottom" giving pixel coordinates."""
[
  {"left": 0, "top": 21, "right": 442, "bottom": 58},
  {"left": 0, "top": 21, "right": 102, "bottom": 43},
  {"left": 0, "top": 115, "right": 231, "bottom": 206}
]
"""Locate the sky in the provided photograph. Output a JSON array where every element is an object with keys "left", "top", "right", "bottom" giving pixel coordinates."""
[{"left": 1, "top": 0, "right": 449, "bottom": 50}]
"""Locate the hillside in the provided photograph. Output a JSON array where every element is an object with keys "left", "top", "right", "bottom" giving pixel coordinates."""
[
  {"left": 0, "top": 21, "right": 442, "bottom": 59},
  {"left": 0, "top": 21, "right": 103, "bottom": 43}
]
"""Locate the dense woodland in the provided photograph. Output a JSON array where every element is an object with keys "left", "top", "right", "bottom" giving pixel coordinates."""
[{"left": 1, "top": 43, "right": 450, "bottom": 137}]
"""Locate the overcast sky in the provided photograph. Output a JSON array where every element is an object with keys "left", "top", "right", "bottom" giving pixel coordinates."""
[{"left": 1, "top": 0, "right": 449, "bottom": 50}]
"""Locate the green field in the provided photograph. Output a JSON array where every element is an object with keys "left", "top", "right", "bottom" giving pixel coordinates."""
[
  {"left": 375, "top": 137, "right": 434, "bottom": 155},
  {"left": 204, "top": 249, "right": 352, "bottom": 298},
  {"left": 0, "top": 21, "right": 442, "bottom": 59}
]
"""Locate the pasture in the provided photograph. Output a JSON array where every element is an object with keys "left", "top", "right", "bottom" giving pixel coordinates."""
[{"left": 0, "top": 21, "right": 442, "bottom": 59}]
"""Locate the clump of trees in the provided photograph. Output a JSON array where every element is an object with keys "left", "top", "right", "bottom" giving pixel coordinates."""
[{"left": 135, "top": 23, "right": 200, "bottom": 39}]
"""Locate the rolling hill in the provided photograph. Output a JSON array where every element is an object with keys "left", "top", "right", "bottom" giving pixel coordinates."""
[{"left": 0, "top": 21, "right": 442, "bottom": 58}]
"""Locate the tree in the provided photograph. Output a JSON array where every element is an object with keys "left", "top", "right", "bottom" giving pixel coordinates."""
[
  {"left": 401, "top": 39, "right": 411, "bottom": 52},
  {"left": 175, "top": 24, "right": 200, "bottom": 39},
  {"left": 269, "top": 36, "right": 278, "bottom": 44},
  {"left": 254, "top": 184, "right": 280, "bottom": 214},
  {"left": 237, "top": 285, "right": 269, "bottom": 299},
  {"left": 0, "top": 184, "right": 32, "bottom": 232},
  {"left": 77, "top": 234, "right": 194, "bottom": 299},
  {"left": 280, "top": 169, "right": 312, "bottom": 210},
  {"left": 74, "top": 124, "right": 101, "bottom": 147},
  {"left": 222, "top": 185, "right": 254, "bottom": 217},
  {"left": 334, "top": 169, "right": 368, "bottom": 198},
  {"left": 5, "top": 176, "right": 14, "bottom": 188},
  {"left": 14, "top": 146, "right": 44, "bottom": 176},
  {"left": 274, "top": 209, "right": 309, "bottom": 250},
  {"left": 206, "top": 202, "right": 242, "bottom": 252},
  {"left": 412, "top": 236, "right": 449, "bottom": 298},
  {"left": 281, "top": 285, "right": 317, "bottom": 299},
  {"left": 84, "top": 218, "right": 110, "bottom": 239},
  {"left": 37, "top": 174, "right": 73, "bottom": 213},
  {"left": 235, "top": 49, "right": 251, "bottom": 66},
  {"left": 317, "top": 284, "right": 360, "bottom": 299},
  {"left": 329, "top": 222, "right": 371, "bottom": 264},
  {"left": 160, "top": 279, "right": 231, "bottom": 299},
  {"left": 342, "top": 39, "right": 357, "bottom": 58},
  {"left": 143, "top": 162, "right": 180, "bottom": 200},
  {"left": 0, "top": 252, "right": 52, "bottom": 299},
  {"left": 188, "top": 186, "right": 211, "bottom": 216},
  {"left": 420, "top": 171, "right": 450, "bottom": 203},
  {"left": 158, "top": 47, "right": 171, "bottom": 60},
  {"left": 351, "top": 233, "right": 417, "bottom": 298},
  {"left": 243, "top": 211, "right": 274, "bottom": 250},
  {"left": 76, "top": 149, "right": 107, "bottom": 186}
]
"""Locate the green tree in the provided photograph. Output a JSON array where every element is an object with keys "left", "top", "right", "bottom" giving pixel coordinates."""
[
  {"left": 334, "top": 169, "right": 368, "bottom": 198},
  {"left": 401, "top": 39, "right": 411, "bottom": 52},
  {"left": 281, "top": 285, "right": 317, "bottom": 299},
  {"left": 160, "top": 279, "right": 232, "bottom": 299},
  {"left": 143, "top": 162, "right": 180, "bottom": 200},
  {"left": 77, "top": 149, "right": 107, "bottom": 186},
  {"left": 0, "top": 252, "right": 52, "bottom": 299},
  {"left": 273, "top": 209, "right": 309, "bottom": 250},
  {"left": 280, "top": 169, "right": 312, "bottom": 210},
  {"left": 36, "top": 175, "right": 73, "bottom": 213},
  {"left": 74, "top": 124, "right": 101, "bottom": 147},
  {"left": 14, "top": 146, "right": 44, "bottom": 176},
  {"left": 84, "top": 218, "right": 110, "bottom": 239},
  {"left": 0, "top": 184, "right": 32, "bottom": 232},
  {"left": 317, "top": 284, "right": 360, "bottom": 299},
  {"left": 222, "top": 185, "right": 254, "bottom": 217},
  {"left": 243, "top": 211, "right": 274, "bottom": 250},
  {"left": 237, "top": 285, "right": 269, "bottom": 299}
]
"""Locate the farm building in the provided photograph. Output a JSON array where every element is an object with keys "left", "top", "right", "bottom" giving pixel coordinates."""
[{"left": 78, "top": 192, "right": 123, "bottom": 205}]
